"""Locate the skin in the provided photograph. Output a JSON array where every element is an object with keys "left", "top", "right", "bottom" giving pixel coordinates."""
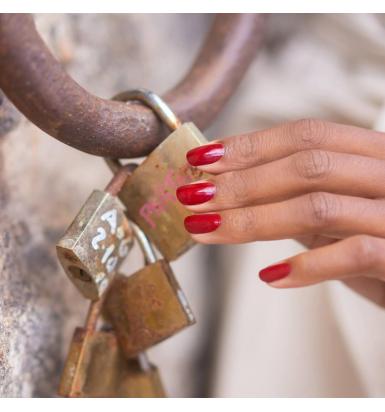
[{"left": 183, "top": 119, "right": 385, "bottom": 307}]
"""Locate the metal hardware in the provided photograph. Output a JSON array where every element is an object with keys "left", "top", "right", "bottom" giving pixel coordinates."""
[
  {"left": 56, "top": 165, "right": 135, "bottom": 300},
  {"left": 0, "top": 14, "right": 267, "bottom": 158},
  {"left": 59, "top": 294, "right": 165, "bottom": 397},
  {"left": 107, "top": 89, "right": 209, "bottom": 261},
  {"left": 103, "top": 223, "right": 195, "bottom": 358}
]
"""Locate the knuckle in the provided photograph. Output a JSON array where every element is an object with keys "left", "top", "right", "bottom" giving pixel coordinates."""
[
  {"left": 291, "top": 118, "right": 329, "bottom": 148},
  {"left": 294, "top": 150, "right": 333, "bottom": 180},
  {"left": 307, "top": 192, "right": 340, "bottom": 227},
  {"left": 351, "top": 235, "right": 384, "bottom": 270},
  {"left": 225, "top": 171, "right": 252, "bottom": 205},
  {"left": 227, "top": 133, "right": 261, "bottom": 165},
  {"left": 227, "top": 208, "right": 257, "bottom": 240},
  {"left": 216, "top": 172, "right": 239, "bottom": 205}
]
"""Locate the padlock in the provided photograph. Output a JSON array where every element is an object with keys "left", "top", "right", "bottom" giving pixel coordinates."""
[
  {"left": 56, "top": 165, "right": 135, "bottom": 300},
  {"left": 103, "top": 222, "right": 195, "bottom": 358},
  {"left": 59, "top": 297, "right": 165, "bottom": 397},
  {"left": 107, "top": 89, "right": 210, "bottom": 261}
]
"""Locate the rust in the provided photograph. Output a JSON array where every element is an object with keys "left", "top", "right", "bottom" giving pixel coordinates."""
[
  {"left": 104, "top": 164, "right": 137, "bottom": 195},
  {"left": 117, "top": 122, "right": 210, "bottom": 261},
  {"left": 103, "top": 261, "right": 195, "bottom": 358},
  {"left": 0, "top": 14, "right": 267, "bottom": 158},
  {"left": 59, "top": 328, "right": 165, "bottom": 397}
]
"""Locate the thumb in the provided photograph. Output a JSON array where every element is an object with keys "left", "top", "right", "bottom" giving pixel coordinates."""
[{"left": 259, "top": 235, "right": 385, "bottom": 288}]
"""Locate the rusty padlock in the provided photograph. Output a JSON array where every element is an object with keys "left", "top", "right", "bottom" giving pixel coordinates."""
[
  {"left": 106, "top": 89, "right": 210, "bottom": 261},
  {"left": 56, "top": 165, "right": 135, "bottom": 300},
  {"left": 103, "top": 222, "right": 195, "bottom": 358},
  {"left": 59, "top": 298, "right": 165, "bottom": 398}
]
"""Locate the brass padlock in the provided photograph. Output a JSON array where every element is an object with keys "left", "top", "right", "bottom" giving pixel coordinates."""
[
  {"left": 103, "top": 222, "right": 195, "bottom": 358},
  {"left": 57, "top": 165, "right": 135, "bottom": 300},
  {"left": 59, "top": 298, "right": 165, "bottom": 397},
  {"left": 107, "top": 89, "right": 210, "bottom": 261}
]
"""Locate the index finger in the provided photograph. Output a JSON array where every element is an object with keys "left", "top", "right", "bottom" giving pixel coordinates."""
[{"left": 188, "top": 119, "right": 385, "bottom": 173}]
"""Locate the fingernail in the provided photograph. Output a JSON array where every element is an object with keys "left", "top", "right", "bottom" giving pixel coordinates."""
[
  {"left": 184, "top": 214, "right": 221, "bottom": 234},
  {"left": 176, "top": 182, "right": 216, "bottom": 205},
  {"left": 259, "top": 263, "right": 291, "bottom": 283},
  {"left": 186, "top": 143, "right": 224, "bottom": 166}
]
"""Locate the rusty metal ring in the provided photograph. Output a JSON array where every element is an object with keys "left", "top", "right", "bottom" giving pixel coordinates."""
[
  {"left": 106, "top": 88, "right": 181, "bottom": 173},
  {"left": 0, "top": 14, "right": 268, "bottom": 158}
]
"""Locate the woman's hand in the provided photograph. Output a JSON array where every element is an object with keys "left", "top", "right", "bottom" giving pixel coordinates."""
[{"left": 176, "top": 119, "right": 385, "bottom": 291}]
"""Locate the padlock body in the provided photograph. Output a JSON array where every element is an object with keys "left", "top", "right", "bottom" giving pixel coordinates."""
[
  {"left": 59, "top": 328, "right": 165, "bottom": 397},
  {"left": 57, "top": 190, "right": 134, "bottom": 300},
  {"left": 118, "top": 122, "right": 209, "bottom": 261},
  {"left": 103, "top": 260, "right": 195, "bottom": 357}
]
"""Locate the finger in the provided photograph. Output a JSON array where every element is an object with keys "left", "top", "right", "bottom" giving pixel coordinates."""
[
  {"left": 187, "top": 119, "right": 385, "bottom": 174},
  {"left": 185, "top": 193, "right": 385, "bottom": 244},
  {"left": 178, "top": 151, "right": 385, "bottom": 212},
  {"left": 294, "top": 235, "right": 337, "bottom": 249},
  {"left": 258, "top": 235, "right": 385, "bottom": 288}
]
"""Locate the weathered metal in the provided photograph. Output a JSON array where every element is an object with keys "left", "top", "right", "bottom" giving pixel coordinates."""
[
  {"left": 59, "top": 329, "right": 165, "bottom": 398},
  {"left": 103, "top": 262, "right": 195, "bottom": 358},
  {"left": 110, "top": 89, "right": 209, "bottom": 261},
  {"left": 103, "top": 224, "right": 195, "bottom": 358},
  {"left": 56, "top": 165, "right": 134, "bottom": 300},
  {"left": 0, "top": 14, "right": 267, "bottom": 158},
  {"left": 119, "top": 123, "right": 208, "bottom": 261},
  {"left": 59, "top": 289, "right": 165, "bottom": 397}
]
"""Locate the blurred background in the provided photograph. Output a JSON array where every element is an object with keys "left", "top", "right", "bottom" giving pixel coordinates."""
[{"left": 2, "top": 14, "right": 385, "bottom": 397}]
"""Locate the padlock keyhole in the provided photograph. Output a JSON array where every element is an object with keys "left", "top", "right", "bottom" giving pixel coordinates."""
[{"left": 69, "top": 266, "right": 93, "bottom": 283}]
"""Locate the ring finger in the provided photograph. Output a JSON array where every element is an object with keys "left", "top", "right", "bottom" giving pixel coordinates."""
[{"left": 184, "top": 194, "right": 385, "bottom": 244}]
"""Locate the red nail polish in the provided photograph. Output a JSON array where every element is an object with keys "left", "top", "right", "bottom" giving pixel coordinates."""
[
  {"left": 184, "top": 214, "right": 221, "bottom": 234},
  {"left": 176, "top": 182, "right": 216, "bottom": 205},
  {"left": 186, "top": 143, "right": 224, "bottom": 166},
  {"left": 259, "top": 263, "right": 291, "bottom": 283}
]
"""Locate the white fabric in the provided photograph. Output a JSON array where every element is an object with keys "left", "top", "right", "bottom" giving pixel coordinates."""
[{"left": 211, "top": 14, "right": 385, "bottom": 397}]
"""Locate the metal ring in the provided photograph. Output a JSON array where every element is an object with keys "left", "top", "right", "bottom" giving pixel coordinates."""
[
  {"left": 113, "top": 89, "right": 181, "bottom": 131},
  {"left": 106, "top": 89, "right": 181, "bottom": 171},
  {"left": 0, "top": 14, "right": 267, "bottom": 158}
]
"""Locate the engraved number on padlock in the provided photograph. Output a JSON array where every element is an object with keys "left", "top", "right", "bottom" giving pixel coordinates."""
[{"left": 57, "top": 167, "right": 134, "bottom": 300}]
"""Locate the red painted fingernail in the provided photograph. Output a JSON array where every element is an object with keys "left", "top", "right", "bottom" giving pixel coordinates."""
[
  {"left": 259, "top": 263, "right": 291, "bottom": 283},
  {"left": 184, "top": 214, "right": 221, "bottom": 234},
  {"left": 186, "top": 143, "right": 224, "bottom": 166},
  {"left": 176, "top": 182, "right": 216, "bottom": 205}
]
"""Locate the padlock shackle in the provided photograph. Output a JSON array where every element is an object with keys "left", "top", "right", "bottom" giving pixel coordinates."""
[
  {"left": 104, "top": 163, "right": 137, "bottom": 196},
  {"left": 113, "top": 89, "right": 182, "bottom": 131},
  {"left": 85, "top": 299, "right": 104, "bottom": 332},
  {"left": 107, "top": 89, "right": 181, "bottom": 172},
  {"left": 131, "top": 222, "right": 157, "bottom": 265}
]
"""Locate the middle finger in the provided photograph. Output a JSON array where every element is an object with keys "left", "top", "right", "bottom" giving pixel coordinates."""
[{"left": 177, "top": 150, "right": 385, "bottom": 212}]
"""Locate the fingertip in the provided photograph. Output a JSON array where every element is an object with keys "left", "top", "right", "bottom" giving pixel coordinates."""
[
  {"left": 186, "top": 143, "right": 224, "bottom": 167},
  {"left": 176, "top": 181, "right": 216, "bottom": 206},
  {"left": 258, "top": 262, "right": 292, "bottom": 283},
  {"left": 184, "top": 213, "right": 221, "bottom": 235}
]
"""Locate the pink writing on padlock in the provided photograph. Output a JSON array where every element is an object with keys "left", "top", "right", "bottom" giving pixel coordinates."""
[{"left": 139, "top": 168, "right": 192, "bottom": 228}]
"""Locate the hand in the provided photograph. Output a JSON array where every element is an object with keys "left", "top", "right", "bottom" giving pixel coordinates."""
[{"left": 176, "top": 119, "right": 385, "bottom": 292}]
